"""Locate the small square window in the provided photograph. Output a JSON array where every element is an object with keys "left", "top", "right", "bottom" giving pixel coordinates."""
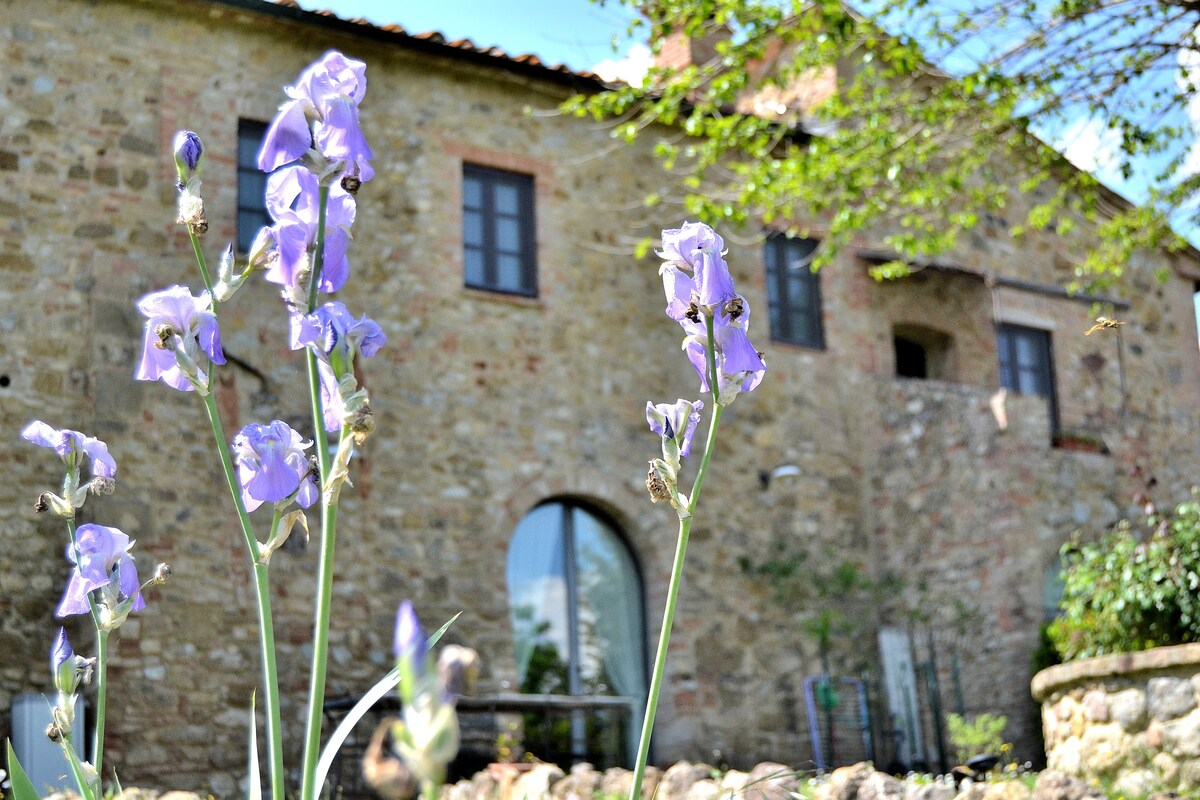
[
  {"left": 236, "top": 120, "right": 273, "bottom": 253},
  {"left": 764, "top": 234, "right": 824, "bottom": 348},
  {"left": 462, "top": 165, "right": 537, "bottom": 297}
]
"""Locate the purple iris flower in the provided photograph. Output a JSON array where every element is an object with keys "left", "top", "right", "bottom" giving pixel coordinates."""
[
  {"left": 258, "top": 51, "right": 374, "bottom": 182},
  {"left": 291, "top": 301, "right": 386, "bottom": 362},
  {"left": 58, "top": 523, "right": 145, "bottom": 618},
  {"left": 394, "top": 600, "right": 427, "bottom": 672},
  {"left": 135, "top": 285, "right": 225, "bottom": 391},
  {"left": 21, "top": 421, "right": 116, "bottom": 479},
  {"left": 646, "top": 399, "right": 704, "bottom": 459},
  {"left": 659, "top": 221, "right": 737, "bottom": 313},
  {"left": 680, "top": 298, "right": 766, "bottom": 403},
  {"left": 660, "top": 264, "right": 697, "bottom": 323},
  {"left": 265, "top": 166, "right": 356, "bottom": 293},
  {"left": 232, "top": 420, "right": 318, "bottom": 512}
]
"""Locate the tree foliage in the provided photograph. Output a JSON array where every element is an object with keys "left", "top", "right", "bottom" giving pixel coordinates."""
[
  {"left": 570, "top": 0, "right": 1200, "bottom": 288},
  {"left": 1049, "top": 498, "right": 1200, "bottom": 660}
]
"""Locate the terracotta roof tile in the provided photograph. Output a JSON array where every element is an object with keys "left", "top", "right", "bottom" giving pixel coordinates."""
[{"left": 256, "top": 0, "right": 603, "bottom": 83}]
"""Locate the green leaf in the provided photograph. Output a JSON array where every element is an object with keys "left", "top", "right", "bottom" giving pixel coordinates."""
[{"left": 6, "top": 740, "right": 41, "bottom": 800}]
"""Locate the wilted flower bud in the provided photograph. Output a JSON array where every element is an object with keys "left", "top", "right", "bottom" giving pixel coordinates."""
[
  {"left": 177, "top": 191, "right": 207, "bottom": 236},
  {"left": 646, "top": 464, "right": 671, "bottom": 504},
  {"left": 89, "top": 476, "right": 116, "bottom": 496},
  {"left": 173, "top": 131, "right": 204, "bottom": 186}
]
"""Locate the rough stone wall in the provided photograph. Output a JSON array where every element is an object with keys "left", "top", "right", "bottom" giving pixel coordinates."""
[
  {"left": 1034, "top": 645, "right": 1200, "bottom": 795},
  {"left": 2, "top": 0, "right": 1200, "bottom": 793}
]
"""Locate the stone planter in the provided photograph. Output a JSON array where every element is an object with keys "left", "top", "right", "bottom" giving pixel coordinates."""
[{"left": 1032, "top": 643, "right": 1200, "bottom": 795}]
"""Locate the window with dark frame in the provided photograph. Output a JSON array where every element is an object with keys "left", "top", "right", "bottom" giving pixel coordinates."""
[
  {"left": 236, "top": 119, "right": 271, "bottom": 253},
  {"left": 763, "top": 234, "right": 824, "bottom": 349},
  {"left": 997, "top": 322, "right": 1059, "bottom": 433},
  {"left": 505, "top": 500, "right": 647, "bottom": 768},
  {"left": 462, "top": 164, "right": 537, "bottom": 296}
]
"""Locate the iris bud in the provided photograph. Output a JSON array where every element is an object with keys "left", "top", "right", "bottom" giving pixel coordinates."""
[{"left": 172, "top": 131, "right": 204, "bottom": 186}]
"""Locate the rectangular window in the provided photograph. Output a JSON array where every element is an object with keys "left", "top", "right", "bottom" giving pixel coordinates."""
[
  {"left": 237, "top": 119, "right": 270, "bottom": 253},
  {"left": 463, "top": 164, "right": 537, "bottom": 297},
  {"left": 997, "top": 323, "right": 1059, "bottom": 432},
  {"left": 764, "top": 234, "right": 824, "bottom": 348}
]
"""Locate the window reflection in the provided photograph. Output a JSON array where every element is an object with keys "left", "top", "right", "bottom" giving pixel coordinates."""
[{"left": 506, "top": 501, "right": 646, "bottom": 767}]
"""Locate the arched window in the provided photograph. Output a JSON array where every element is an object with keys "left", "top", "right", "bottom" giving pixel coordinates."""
[{"left": 506, "top": 501, "right": 646, "bottom": 766}]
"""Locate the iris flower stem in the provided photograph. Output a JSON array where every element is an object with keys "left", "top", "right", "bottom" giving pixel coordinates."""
[
  {"left": 199, "top": 393, "right": 285, "bottom": 800},
  {"left": 299, "top": 184, "right": 337, "bottom": 800},
  {"left": 92, "top": 629, "right": 109, "bottom": 778},
  {"left": 187, "top": 230, "right": 215, "bottom": 308},
  {"left": 628, "top": 316, "right": 723, "bottom": 800},
  {"left": 63, "top": 515, "right": 107, "bottom": 780}
]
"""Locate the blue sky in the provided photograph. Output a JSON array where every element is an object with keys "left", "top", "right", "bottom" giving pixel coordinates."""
[{"left": 297, "top": 1, "right": 639, "bottom": 72}]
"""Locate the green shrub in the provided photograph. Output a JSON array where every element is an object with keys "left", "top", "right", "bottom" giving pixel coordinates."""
[
  {"left": 1049, "top": 499, "right": 1200, "bottom": 661},
  {"left": 945, "top": 713, "right": 1008, "bottom": 763}
]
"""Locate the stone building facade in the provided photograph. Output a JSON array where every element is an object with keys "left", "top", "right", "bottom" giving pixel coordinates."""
[{"left": 2, "top": 0, "right": 1200, "bottom": 793}]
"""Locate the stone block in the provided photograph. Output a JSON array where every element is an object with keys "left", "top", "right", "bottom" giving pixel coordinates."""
[
  {"left": 1030, "top": 770, "right": 1106, "bottom": 800},
  {"left": 549, "top": 763, "right": 600, "bottom": 800},
  {"left": 744, "top": 762, "right": 801, "bottom": 800},
  {"left": 684, "top": 779, "right": 721, "bottom": 800},
  {"left": 1154, "top": 751, "right": 1180, "bottom": 788},
  {"left": 1081, "top": 689, "right": 1108, "bottom": 722},
  {"left": 657, "top": 761, "right": 715, "bottom": 800},
  {"left": 903, "top": 782, "right": 955, "bottom": 800},
  {"left": 1162, "top": 708, "right": 1200, "bottom": 758},
  {"left": 1114, "top": 770, "right": 1160, "bottom": 798},
  {"left": 1109, "top": 687, "right": 1147, "bottom": 731},
  {"left": 1078, "top": 722, "right": 1129, "bottom": 776},
  {"left": 856, "top": 772, "right": 904, "bottom": 800},
  {"left": 1046, "top": 736, "right": 1082, "bottom": 775},
  {"left": 509, "top": 763, "right": 563, "bottom": 800},
  {"left": 825, "top": 763, "right": 874, "bottom": 800},
  {"left": 1149, "top": 677, "right": 1196, "bottom": 720}
]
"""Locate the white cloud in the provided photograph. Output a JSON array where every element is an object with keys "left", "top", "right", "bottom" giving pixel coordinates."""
[
  {"left": 591, "top": 43, "right": 653, "bottom": 87},
  {"left": 1053, "top": 116, "right": 1122, "bottom": 175}
]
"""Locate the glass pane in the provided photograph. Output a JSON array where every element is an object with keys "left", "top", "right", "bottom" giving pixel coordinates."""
[
  {"left": 572, "top": 508, "right": 646, "bottom": 766},
  {"left": 238, "top": 172, "right": 266, "bottom": 211},
  {"left": 787, "top": 272, "right": 811, "bottom": 307},
  {"left": 572, "top": 509, "right": 645, "bottom": 697},
  {"left": 1015, "top": 335, "right": 1038, "bottom": 370},
  {"left": 495, "top": 183, "right": 520, "bottom": 215},
  {"left": 463, "top": 175, "right": 483, "bottom": 210},
  {"left": 784, "top": 240, "right": 817, "bottom": 271},
  {"left": 507, "top": 505, "right": 570, "bottom": 693},
  {"left": 464, "top": 247, "right": 486, "bottom": 287},
  {"left": 496, "top": 217, "right": 521, "bottom": 252},
  {"left": 1019, "top": 366, "right": 1047, "bottom": 397},
  {"left": 237, "top": 131, "right": 263, "bottom": 167},
  {"left": 497, "top": 254, "right": 524, "bottom": 292},
  {"left": 237, "top": 210, "right": 268, "bottom": 253},
  {"left": 463, "top": 209, "right": 483, "bottom": 248}
]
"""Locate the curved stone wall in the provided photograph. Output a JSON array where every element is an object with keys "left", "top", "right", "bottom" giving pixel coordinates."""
[{"left": 1032, "top": 643, "right": 1200, "bottom": 795}]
